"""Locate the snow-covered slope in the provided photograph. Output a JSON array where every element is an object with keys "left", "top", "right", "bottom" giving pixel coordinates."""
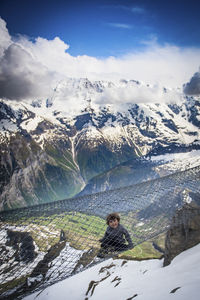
[{"left": 23, "top": 242, "right": 200, "bottom": 300}]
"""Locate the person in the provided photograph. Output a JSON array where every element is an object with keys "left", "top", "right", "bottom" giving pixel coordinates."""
[{"left": 98, "top": 212, "right": 133, "bottom": 257}]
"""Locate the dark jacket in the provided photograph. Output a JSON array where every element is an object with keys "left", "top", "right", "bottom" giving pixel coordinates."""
[{"left": 100, "top": 224, "right": 133, "bottom": 249}]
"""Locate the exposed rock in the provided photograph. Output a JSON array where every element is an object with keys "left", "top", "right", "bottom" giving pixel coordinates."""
[
  {"left": 30, "top": 240, "right": 66, "bottom": 278},
  {"left": 164, "top": 200, "right": 200, "bottom": 266},
  {"left": 0, "top": 239, "right": 67, "bottom": 300},
  {"left": 170, "top": 287, "right": 181, "bottom": 293},
  {"left": 126, "top": 295, "right": 138, "bottom": 300},
  {"left": 6, "top": 230, "right": 36, "bottom": 263},
  {"left": 85, "top": 273, "right": 111, "bottom": 297},
  {"left": 60, "top": 229, "right": 66, "bottom": 241},
  {"left": 73, "top": 247, "right": 99, "bottom": 274}
]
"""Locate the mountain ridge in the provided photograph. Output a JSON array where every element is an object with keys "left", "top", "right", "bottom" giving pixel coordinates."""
[{"left": 0, "top": 77, "right": 200, "bottom": 210}]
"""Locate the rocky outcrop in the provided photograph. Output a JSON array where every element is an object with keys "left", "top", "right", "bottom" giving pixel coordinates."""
[
  {"left": 164, "top": 199, "right": 200, "bottom": 266},
  {"left": 6, "top": 230, "right": 36, "bottom": 263},
  {"left": 0, "top": 240, "right": 67, "bottom": 300},
  {"left": 30, "top": 240, "right": 66, "bottom": 278}
]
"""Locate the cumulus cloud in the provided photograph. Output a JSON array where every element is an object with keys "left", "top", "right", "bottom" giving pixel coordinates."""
[
  {"left": 0, "top": 17, "right": 11, "bottom": 56},
  {"left": 183, "top": 71, "right": 200, "bottom": 95},
  {"left": 0, "top": 17, "right": 200, "bottom": 103},
  {"left": 0, "top": 43, "right": 55, "bottom": 100},
  {"left": 0, "top": 18, "right": 57, "bottom": 100},
  {"left": 96, "top": 82, "right": 182, "bottom": 106}
]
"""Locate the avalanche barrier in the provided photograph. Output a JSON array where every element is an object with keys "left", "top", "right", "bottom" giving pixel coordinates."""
[{"left": 0, "top": 165, "right": 200, "bottom": 299}]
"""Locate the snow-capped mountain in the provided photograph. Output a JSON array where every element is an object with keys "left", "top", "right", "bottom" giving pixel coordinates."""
[{"left": 0, "top": 77, "right": 200, "bottom": 210}]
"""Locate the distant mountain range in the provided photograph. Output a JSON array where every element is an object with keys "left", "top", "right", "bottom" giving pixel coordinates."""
[{"left": 0, "top": 77, "right": 200, "bottom": 210}]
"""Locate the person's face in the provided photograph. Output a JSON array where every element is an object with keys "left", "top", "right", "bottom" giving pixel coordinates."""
[{"left": 109, "top": 218, "right": 119, "bottom": 229}]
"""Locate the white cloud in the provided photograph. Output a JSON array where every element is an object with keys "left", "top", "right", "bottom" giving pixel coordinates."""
[
  {"left": 0, "top": 17, "right": 12, "bottom": 56},
  {"left": 0, "top": 43, "right": 55, "bottom": 100},
  {"left": 96, "top": 82, "right": 183, "bottom": 106},
  {"left": 183, "top": 71, "right": 200, "bottom": 95},
  {"left": 107, "top": 23, "right": 133, "bottom": 29},
  {"left": 0, "top": 17, "right": 200, "bottom": 102}
]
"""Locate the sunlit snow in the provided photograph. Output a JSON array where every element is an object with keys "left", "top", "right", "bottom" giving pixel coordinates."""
[{"left": 23, "top": 243, "right": 200, "bottom": 300}]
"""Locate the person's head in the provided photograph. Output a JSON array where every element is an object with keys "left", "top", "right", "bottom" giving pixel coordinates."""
[{"left": 106, "top": 212, "right": 120, "bottom": 229}]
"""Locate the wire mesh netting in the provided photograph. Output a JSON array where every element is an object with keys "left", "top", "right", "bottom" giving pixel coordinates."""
[{"left": 0, "top": 165, "right": 200, "bottom": 299}]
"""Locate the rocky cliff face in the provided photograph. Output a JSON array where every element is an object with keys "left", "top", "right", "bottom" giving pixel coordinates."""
[
  {"left": 0, "top": 78, "right": 200, "bottom": 210},
  {"left": 164, "top": 194, "right": 200, "bottom": 266}
]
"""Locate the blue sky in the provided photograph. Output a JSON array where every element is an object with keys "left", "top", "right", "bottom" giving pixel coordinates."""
[
  {"left": 1, "top": 0, "right": 200, "bottom": 57},
  {"left": 0, "top": 0, "right": 200, "bottom": 100}
]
